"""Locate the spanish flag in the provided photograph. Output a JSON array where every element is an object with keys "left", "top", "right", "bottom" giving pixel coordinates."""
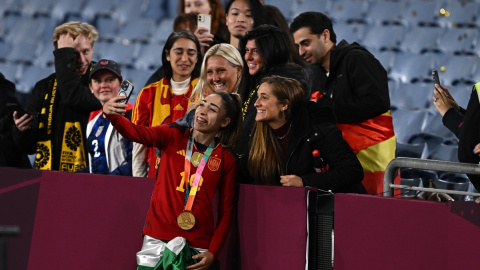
[{"left": 337, "top": 111, "right": 400, "bottom": 196}]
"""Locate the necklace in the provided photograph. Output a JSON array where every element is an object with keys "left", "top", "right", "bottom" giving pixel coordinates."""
[{"left": 276, "top": 123, "right": 292, "bottom": 140}]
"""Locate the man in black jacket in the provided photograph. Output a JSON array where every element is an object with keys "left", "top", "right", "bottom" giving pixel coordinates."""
[
  {"left": 12, "top": 21, "right": 102, "bottom": 172},
  {"left": 0, "top": 72, "right": 32, "bottom": 168},
  {"left": 290, "top": 12, "right": 396, "bottom": 195}
]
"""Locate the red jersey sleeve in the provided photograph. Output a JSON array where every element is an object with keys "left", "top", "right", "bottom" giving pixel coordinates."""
[
  {"left": 208, "top": 149, "right": 237, "bottom": 257},
  {"left": 132, "top": 83, "right": 157, "bottom": 126}
]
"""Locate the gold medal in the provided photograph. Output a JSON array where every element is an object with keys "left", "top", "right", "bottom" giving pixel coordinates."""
[{"left": 177, "top": 211, "right": 195, "bottom": 230}]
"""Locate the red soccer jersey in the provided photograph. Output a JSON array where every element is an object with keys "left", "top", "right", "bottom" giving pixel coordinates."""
[{"left": 107, "top": 114, "right": 236, "bottom": 257}]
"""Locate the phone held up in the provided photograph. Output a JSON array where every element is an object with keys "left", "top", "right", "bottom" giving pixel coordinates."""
[
  {"left": 6, "top": 102, "right": 27, "bottom": 118},
  {"left": 432, "top": 70, "right": 440, "bottom": 86},
  {"left": 197, "top": 14, "right": 211, "bottom": 34},
  {"left": 117, "top": 80, "right": 134, "bottom": 104}
]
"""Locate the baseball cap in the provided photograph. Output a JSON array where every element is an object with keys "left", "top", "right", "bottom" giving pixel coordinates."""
[{"left": 89, "top": 59, "right": 123, "bottom": 81}]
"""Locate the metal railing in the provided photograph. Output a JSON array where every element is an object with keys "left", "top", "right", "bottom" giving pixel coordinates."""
[{"left": 383, "top": 157, "right": 480, "bottom": 197}]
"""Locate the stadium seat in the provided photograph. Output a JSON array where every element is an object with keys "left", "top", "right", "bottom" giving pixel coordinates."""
[
  {"left": 435, "top": 54, "right": 478, "bottom": 86},
  {"left": 390, "top": 82, "right": 432, "bottom": 110},
  {"left": 388, "top": 79, "right": 398, "bottom": 102},
  {"left": 465, "top": 182, "right": 479, "bottom": 201},
  {"left": 267, "top": 0, "right": 294, "bottom": 22},
  {"left": 389, "top": 52, "right": 436, "bottom": 84},
  {"left": 15, "top": 65, "right": 54, "bottom": 93},
  {"left": 96, "top": 42, "right": 139, "bottom": 68},
  {"left": 400, "top": 168, "right": 438, "bottom": 188},
  {"left": 361, "top": 25, "right": 405, "bottom": 52},
  {"left": 0, "top": 13, "right": 21, "bottom": 39},
  {"left": 326, "top": 0, "right": 367, "bottom": 24},
  {"left": 51, "top": 0, "right": 84, "bottom": 21},
  {"left": 408, "top": 133, "right": 444, "bottom": 156},
  {"left": 400, "top": 177, "right": 422, "bottom": 196},
  {"left": 437, "top": 1, "right": 477, "bottom": 28},
  {"left": 21, "top": 0, "right": 57, "bottom": 17},
  {"left": 82, "top": 0, "right": 118, "bottom": 22},
  {"left": 437, "top": 28, "right": 478, "bottom": 55},
  {"left": 150, "top": 18, "right": 175, "bottom": 44},
  {"left": 123, "top": 68, "right": 155, "bottom": 103},
  {"left": 422, "top": 110, "right": 456, "bottom": 142},
  {"left": 372, "top": 50, "right": 395, "bottom": 72},
  {"left": 117, "top": 19, "right": 156, "bottom": 44},
  {"left": 403, "top": 0, "right": 440, "bottom": 27},
  {"left": 142, "top": 0, "right": 169, "bottom": 21},
  {"left": 391, "top": 108, "right": 428, "bottom": 143},
  {"left": 134, "top": 43, "right": 165, "bottom": 71},
  {"left": 399, "top": 27, "right": 442, "bottom": 54},
  {"left": 165, "top": 0, "right": 179, "bottom": 20},
  {"left": 113, "top": 0, "right": 148, "bottom": 24},
  {"left": 95, "top": 16, "right": 120, "bottom": 42},
  {"left": 33, "top": 43, "right": 55, "bottom": 68},
  {"left": 429, "top": 143, "right": 459, "bottom": 163},
  {"left": 434, "top": 173, "right": 470, "bottom": 200},
  {"left": 0, "top": 39, "right": 13, "bottom": 62},
  {"left": 1, "top": 0, "right": 24, "bottom": 16},
  {"left": 0, "top": 62, "right": 20, "bottom": 84},
  {"left": 92, "top": 41, "right": 110, "bottom": 63},
  {"left": 364, "top": 1, "right": 407, "bottom": 26},
  {"left": 334, "top": 22, "right": 367, "bottom": 44},
  {"left": 445, "top": 85, "right": 472, "bottom": 110},
  {"left": 5, "top": 40, "right": 40, "bottom": 65},
  {"left": 396, "top": 141, "right": 429, "bottom": 159},
  {"left": 4, "top": 16, "right": 49, "bottom": 44}
]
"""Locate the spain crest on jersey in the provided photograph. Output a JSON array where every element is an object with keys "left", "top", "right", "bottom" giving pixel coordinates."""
[{"left": 208, "top": 157, "right": 221, "bottom": 171}]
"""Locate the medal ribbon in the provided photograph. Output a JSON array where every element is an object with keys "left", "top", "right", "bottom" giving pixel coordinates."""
[{"left": 183, "top": 131, "right": 215, "bottom": 211}]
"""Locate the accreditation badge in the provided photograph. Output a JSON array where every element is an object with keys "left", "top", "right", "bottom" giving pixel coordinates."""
[{"left": 177, "top": 211, "right": 195, "bottom": 230}]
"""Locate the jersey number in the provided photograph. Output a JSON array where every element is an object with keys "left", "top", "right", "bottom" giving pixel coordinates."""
[{"left": 176, "top": 171, "right": 203, "bottom": 192}]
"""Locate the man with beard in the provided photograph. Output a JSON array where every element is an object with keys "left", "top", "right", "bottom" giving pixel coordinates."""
[{"left": 290, "top": 12, "right": 397, "bottom": 195}]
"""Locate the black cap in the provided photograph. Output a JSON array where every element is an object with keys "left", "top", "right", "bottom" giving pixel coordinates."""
[{"left": 90, "top": 59, "right": 122, "bottom": 81}]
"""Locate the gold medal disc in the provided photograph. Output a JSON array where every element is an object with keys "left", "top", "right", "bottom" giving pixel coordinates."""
[{"left": 177, "top": 211, "right": 196, "bottom": 230}]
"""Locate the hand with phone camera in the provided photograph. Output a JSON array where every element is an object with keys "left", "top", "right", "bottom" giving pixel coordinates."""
[
  {"left": 117, "top": 80, "right": 134, "bottom": 105},
  {"left": 432, "top": 70, "right": 459, "bottom": 116},
  {"left": 9, "top": 103, "right": 34, "bottom": 132},
  {"left": 195, "top": 14, "right": 214, "bottom": 54}
]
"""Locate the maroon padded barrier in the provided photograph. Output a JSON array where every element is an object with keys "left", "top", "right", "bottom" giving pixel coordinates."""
[
  {"left": 1, "top": 168, "right": 310, "bottom": 270},
  {"left": 1, "top": 168, "right": 154, "bottom": 270},
  {"left": 236, "top": 184, "right": 310, "bottom": 269},
  {"left": 335, "top": 194, "right": 480, "bottom": 269}
]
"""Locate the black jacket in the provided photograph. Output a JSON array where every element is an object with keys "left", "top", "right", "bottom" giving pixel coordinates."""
[
  {"left": 315, "top": 40, "right": 390, "bottom": 123},
  {"left": 12, "top": 48, "right": 102, "bottom": 171},
  {"left": 239, "top": 101, "right": 366, "bottom": 193},
  {"left": 442, "top": 106, "right": 466, "bottom": 139},
  {"left": 236, "top": 63, "right": 309, "bottom": 171},
  {"left": 458, "top": 87, "right": 480, "bottom": 190},
  {"left": 286, "top": 102, "right": 365, "bottom": 193},
  {"left": 0, "top": 73, "right": 31, "bottom": 168}
]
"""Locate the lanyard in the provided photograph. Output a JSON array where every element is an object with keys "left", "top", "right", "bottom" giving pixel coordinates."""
[{"left": 183, "top": 131, "right": 215, "bottom": 211}]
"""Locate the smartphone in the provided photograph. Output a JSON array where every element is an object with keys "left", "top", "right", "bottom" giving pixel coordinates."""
[
  {"left": 117, "top": 80, "right": 134, "bottom": 104},
  {"left": 432, "top": 70, "right": 440, "bottom": 85},
  {"left": 6, "top": 102, "right": 27, "bottom": 118},
  {"left": 197, "top": 14, "right": 211, "bottom": 34}
]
